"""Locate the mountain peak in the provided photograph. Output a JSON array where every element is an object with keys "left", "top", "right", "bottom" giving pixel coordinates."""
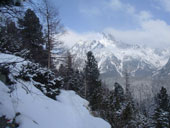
[
  {"left": 71, "top": 33, "right": 170, "bottom": 77},
  {"left": 101, "top": 33, "right": 116, "bottom": 41}
]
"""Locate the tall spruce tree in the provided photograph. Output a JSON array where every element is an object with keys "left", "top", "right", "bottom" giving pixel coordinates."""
[
  {"left": 112, "top": 82, "right": 137, "bottom": 128},
  {"left": 157, "top": 87, "right": 169, "bottom": 111},
  {"left": 84, "top": 51, "right": 101, "bottom": 108},
  {"left": 18, "top": 9, "right": 48, "bottom": 66},
  {"left": 153, "top": 87, "right": 169, "bottom": 128}
]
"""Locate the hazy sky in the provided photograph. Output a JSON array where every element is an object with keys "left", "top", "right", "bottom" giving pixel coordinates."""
[{"left": 52, "top": 0, "right": 170, "bottom": 48}]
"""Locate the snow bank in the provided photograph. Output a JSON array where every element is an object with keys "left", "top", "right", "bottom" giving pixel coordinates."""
[{"left": 0, "top": 53, "right": 24, "bottom": 64}]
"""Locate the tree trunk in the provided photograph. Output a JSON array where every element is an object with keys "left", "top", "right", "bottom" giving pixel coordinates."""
[{"left": 46, "top": 7, "right": 51, "bottom": 69}]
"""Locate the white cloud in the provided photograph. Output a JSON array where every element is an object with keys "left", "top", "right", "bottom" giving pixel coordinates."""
[
  {"left": 156, "top": 0, "right": 170, "bottom": 12},
  {"left": 104, "top": 19, "right": 170, "bottom": 48},
  {"left": 60, "top": 18, "right": 170, "bottom": 49},
  {"left": 60, "top": 29, "right": 102, "bottom": 47},
  {"left": 61, "top": 0, "right": 170, "bottom": 49},
  {"left": 106, "top": 0, "right": 153, "bottom": 23}
]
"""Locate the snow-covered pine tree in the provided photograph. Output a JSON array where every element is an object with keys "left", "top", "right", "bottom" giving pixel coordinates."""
[
  {"left": 153, "top": 87, "right": 169, "bottom": 128},
  {"left": 84, "top": 51, "right": 101, "bottom": 101},
  {"left": 58, "top": 52, "right": 84, "bottom": 95},
  {"left": 58, "top": 52, "right": 74, "bottom": 90},
  {"left": 157, "top": 87, "right": 169, "bottom": 111},
  {"left": 111, "top": 83, "right": 125, "bottom": 128},
  {"left": 111, "top": 82, "right": 137, "bottom": 128},
  {"left": 65, "top": 51, "right": 74, "bottom": 90}
]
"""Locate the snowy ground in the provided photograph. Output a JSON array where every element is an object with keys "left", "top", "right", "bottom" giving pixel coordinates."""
[
  {"left": 0, "top": 53, "right": 111, "bottom": 128},
  {"left": 0, "top": 82, "right": 110, "bottom": 128}
]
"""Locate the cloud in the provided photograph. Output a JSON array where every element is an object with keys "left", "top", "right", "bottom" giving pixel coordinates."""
[
  {"left": 60, "top": 17, "right": 170, "bottom": 49},
  {"left": 60, "top": 0, "right": 170, "bottom": 49},
  {"left": 104, "top": 19, "right": 170, "bottom": 48},
  {"left": 105, "top": 0, "right": 153, "bottom": 23},
  {"left": 156, "top": 0, "right": 170, "bottom": 12},
  {"left": 60, "top": 29, "right": 102, "bottom": 47}
]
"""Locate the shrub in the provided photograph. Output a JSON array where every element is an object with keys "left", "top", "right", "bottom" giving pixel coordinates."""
[{"left": 17, "top": 62, "right": 62, "bottom": 99}]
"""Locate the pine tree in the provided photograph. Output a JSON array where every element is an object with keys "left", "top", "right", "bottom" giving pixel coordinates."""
[
  {"left": 157, "top": 87, "right": 169, "bottom": 111},
  {"left": 84, "top": 51, "right": 101, "bottom": 100},
  {"left": 0, "top": 21, "right": 22, "bottom": 54},
  {"left": 114, "top": 82, "right": 124, "bottom": 109},
  {"left": 18, "top": 9, "right": 48, "bottom": 66},
  {"left": 112, "top": 83, "right": 125, "bottom": 127},
  {"left": 112, "top": 82, "right": 137, "bottom": 128},
  {"left": 65, "top": 51, "right": 74, "bottom": 90},
  {"left": 153, "top": 87, "right": 169, "bottom": 128},
  {"left": 121, "top": 101, "right": 135, "bottom": 127},
  {"left": 58, "top": 52, "right": 73, "bottom": 90},
  {"left": 154, "top": 108, "right": 169, "bottom": 128},
  {"left": 83, "top": 51, "right": 101, "bottom": 111},
  {"left": 58, "top": 63, "right": 84, "bottom": 95}
]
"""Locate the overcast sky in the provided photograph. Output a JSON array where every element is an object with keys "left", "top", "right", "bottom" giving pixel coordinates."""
[{"left": 52, "top": 0, "right": 170, "bottom": 48}]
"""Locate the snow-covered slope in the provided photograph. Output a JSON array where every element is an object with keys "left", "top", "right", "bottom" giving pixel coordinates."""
[
  {"left": 0, "top": 53, "right": 111, "bottom": 128},
  {"left": 0, "top": 82, "right": 110, "bottom": 128},
  {"left": 71, "top": 33, "right": 170, "bottom": 77},
  {"left": 152, "top": 58, "right": 170, "bottom": 94},
  {"left": 154, "top": 58, "right": 170, "bottom": 77}
]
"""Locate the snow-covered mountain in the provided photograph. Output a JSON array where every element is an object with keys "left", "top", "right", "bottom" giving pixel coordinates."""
[{"left": 71, "top": 33, "right": 169, "bottom": 78}]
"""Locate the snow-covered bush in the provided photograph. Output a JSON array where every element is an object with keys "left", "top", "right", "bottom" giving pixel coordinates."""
[
  {"left": 0, "top": 53, "right": 62, "bottom": 100},
  {"left": 17, "top": 62, "right": 62, "bottom": 99}
]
